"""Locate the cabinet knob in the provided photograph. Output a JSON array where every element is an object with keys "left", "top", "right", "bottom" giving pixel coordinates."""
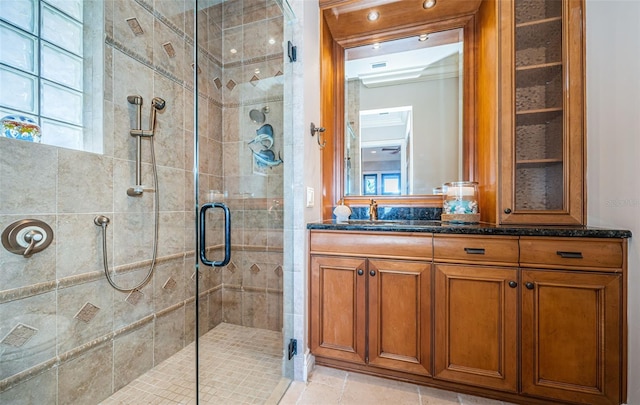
[
  {"left": 525, "top": 282, "right": 534, "bottom": 290},
  {"left": 357, "top": 269, "right": 364, "bottom": 276},
  {"left": 508, "top": 281, "right": 517, "bottom": 288},
  {"left": 369, "top": 270, "right": 376, "bottom": 277},
  {"left": 504, "top": 208, "right": 512, "bottom": 214}
]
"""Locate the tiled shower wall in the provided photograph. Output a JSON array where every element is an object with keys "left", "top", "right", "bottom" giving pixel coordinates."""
[{"left": 0, "top": 1, "right": 284, "bottom": 403}]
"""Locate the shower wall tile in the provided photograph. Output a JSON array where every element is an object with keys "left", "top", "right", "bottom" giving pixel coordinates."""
[
  {"left": 222, "top": 289, "right": 242, "bottom": 325},
  {"left": 0, "top": 291, "right": 56, "bottom": 380},
  {"left": 104, "top": 45, "right": 114, "bottom": 103},
  {"left": 153, "top": 75, "right": 186, "bottom": 169},
  {"left": 197, "top": 293, "right": 211, "bottom": 335},
  {"left": 0, "top": 139, "right": 57, "bottom": 215},
  {"left": 112, "top": 160, "right": 154, "bottom": 213},
  {"left": 113, "top": 321, "right": 154, "bottom": 390},
  {"left": 208, "top": 102, "right": 223, "bottom": 142},
  {"left": 113, "top": 0, "right": 155, "bottom": 64},
  {"left": 154, "top": 305, "right": 185, "bottom": 364},
  {"left": 157, "top": 166, "right": 186, "bottom": 212},
  {"left": 104, "top": 0, "right": 114, "bottom": 38},
  {"left": 102, "top": 100, "right": 115, "bottom": 158},
  {"left": 223, "top": 107, "right": 240, "bottom": 142},
  {"left": 184, "top": 298, "right": 196, "bottom": 343},
  {"left": 57, "top": 150, "right": 114, "bottom": 213},
  {"left": 112, "top": 268, "right": 154, "bottom": 330},
  {"left": 112, "top": 212, "right": 155, "bottom": 266},
  {"left": 57, "top": 280, "right": 113, "bottom": 354},
  {"left": 222, "top": 0, "right": 243, "bottom": 30},
  {"left": 0, "top": 214, "right": 57, "bottom": 290},
  {"left": 153, "top": 258, "right": 187, "bottom": 311},
  {"left": 0, "top": 367, "right": 57, "bottom": 405},
  {"left": 158, "top": 212, "right": 186, "bottom": 256},
  {"left": 154, "top": 0, "right": 186, "bottom": 34},
  {"left": 243, "top": 20, "right": 267, "bottom": 60},
  {"left": 58, "top": 341, "right": 113, "bottom": 405},
  {"left": 242, "top": 290, "right": 267, "bottom": 329},
  {"left": 209, "top": 288, "right": 223, "bottom": 327},
  {"left": 111, "top": 51, "right": 154, "bottom": 133},
  {"left": 267, "top": 290, "right": 282, "bottom": 331},
  {"left": 56, "top": 214, "right": 105, "bottom": 278}
]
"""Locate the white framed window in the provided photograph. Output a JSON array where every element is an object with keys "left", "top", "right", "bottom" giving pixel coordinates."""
[{"left": 0, "top": 0, "right": 100, "bottom": 152}]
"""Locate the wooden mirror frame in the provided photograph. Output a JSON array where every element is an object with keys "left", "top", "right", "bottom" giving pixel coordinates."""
[{"left": 319, "top": 0, "right": 480, "bottom": 219}]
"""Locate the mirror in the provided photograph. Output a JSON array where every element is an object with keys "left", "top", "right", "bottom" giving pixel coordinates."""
[
  {"left": 344, "top": 29, "right": 464, "bottom": 196},
  {"left": 319, "top": 0, "right": 479, "bottom": 217}
]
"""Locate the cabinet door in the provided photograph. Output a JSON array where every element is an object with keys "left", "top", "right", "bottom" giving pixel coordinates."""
[
  {"left": 521, "top": 270, "right": 621, "bottom": 405},
  {"left": 434, "top": 264, "right": 518, "bottom": 392},
  {"left": 499, "top": 0, "right": 585, "bottom": 225},
  {"left": 310, "top": 255, "right": 367, "bottom": 364},
  {"left": 367, "top": 259, "right": 432, "bottom": 376}
]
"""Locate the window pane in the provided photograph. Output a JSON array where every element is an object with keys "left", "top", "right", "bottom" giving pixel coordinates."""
[
  {"left": 41, "top": 80, "right": 82, "bottom": 125},
  {"left": 41, "top": 4, "right": 82, "bottom": 56},
  {"left": 0, "top": 0, "right": 37, "bottom": 33},
  {"left": 0, "top": 67, "right": 37, "bottom": 113},
  {"left": 42, "top": 43, "right": 82, "bottom": 90},
  {"left": 43, "top": 0, "right": 82, "bottom": 22},
  {"left": 41, "top": 118, "right": 82, "bottom": 150},
  {"left": 0, "top": 22, "right": 37, "bottom": 73}
]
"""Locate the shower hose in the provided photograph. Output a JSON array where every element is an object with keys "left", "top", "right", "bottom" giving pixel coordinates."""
[{"left": 96, "top": 136, "right": 160, "bottom": 293}]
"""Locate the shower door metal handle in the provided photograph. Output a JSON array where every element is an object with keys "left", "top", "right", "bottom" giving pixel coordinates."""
[{"left": 199, "top": 202, "right": 231, "bottom": 267}]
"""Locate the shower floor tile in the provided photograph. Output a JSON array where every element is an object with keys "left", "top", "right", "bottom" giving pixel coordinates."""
[{"left": 101, "top": 323, "right": 283, "bottom": 405}]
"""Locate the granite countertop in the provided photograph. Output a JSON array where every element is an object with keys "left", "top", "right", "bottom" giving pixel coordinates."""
[{"left": 307, "top": 220, "right": 632, "bottom": 238}]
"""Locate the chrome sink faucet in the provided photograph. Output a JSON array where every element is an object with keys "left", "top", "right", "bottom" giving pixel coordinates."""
[{"left": 369, "top": 199, "right": 378, "bottom": 220}]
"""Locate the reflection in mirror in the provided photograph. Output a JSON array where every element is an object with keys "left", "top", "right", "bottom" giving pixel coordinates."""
[{"left": 344, "top": 28, "right": 464, "bottom": 196}]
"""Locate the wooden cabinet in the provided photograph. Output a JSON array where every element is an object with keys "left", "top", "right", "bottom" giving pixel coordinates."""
[
  {"left": 309, "top": 231, "right": 433, "bottom": 376},
  {"left": 519, "top": 236, "right": 625, "bottom": 405},
  {"left": 434, "top": 264, "right": 518, "bottom": 392},
  {"left": 309, "top": 231, "right": 627, "bottom": 404},
  {"left": 499, "top": 0, "right": 585, "bottom": 225},
  {"left": 433, "top": 235, "right": 519, "bottom": 392},
  {"left": 479, "top": 0, "right": 585, "bottom": 225}
]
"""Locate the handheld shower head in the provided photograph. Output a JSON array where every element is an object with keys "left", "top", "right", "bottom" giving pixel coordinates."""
[
  {"left": 149, "top": 97, "right": 166, "bottom": 133},
  {"left": 151, "top": 97, "right": 166, "bottom": 111}
]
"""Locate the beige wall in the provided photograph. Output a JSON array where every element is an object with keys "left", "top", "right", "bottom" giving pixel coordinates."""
[{"left": 585, "top": 1, "right": 640, "bottom": 403}]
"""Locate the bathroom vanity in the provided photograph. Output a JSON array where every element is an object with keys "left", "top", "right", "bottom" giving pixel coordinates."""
[{"left": 307, "top": 222, "right": 630, "bottom": 405}]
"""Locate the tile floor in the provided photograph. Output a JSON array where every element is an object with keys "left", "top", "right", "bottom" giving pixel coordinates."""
[
  {"left": 101, "top": 323, "right": 285, "bottom": 404},
  {"left": 277, "top": 366, "right": 517, "bottom": 405}
]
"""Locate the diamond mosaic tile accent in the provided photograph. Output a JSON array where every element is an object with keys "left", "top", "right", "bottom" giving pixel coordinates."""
[
  {"left": 214, "top": 77, "right": 222, "bottom": 89},
  {"left": 226, "top": 80, "right": 237, "bottom": 91},
  {"left": 250, "top": 264, "right": 261, "bottom": 274},
  {"left": 163, "top": 277, "right": 177, "bottom": 290},
  {"left": 162, "top": 42, "right": 176, "bottom": 58},
  {"left": 273, "top": 265, "right": 283, "bottom": 277},
  {"left": 274, "top": 70, "right": 283, "bottom": 77},
  {"left": 226, "top": 261, "right": 237, "bottom": 274},
  {"left": 125, "top": 290, "right": 144, "bottom": 306},
  {"left": 191, "top": 63, "right": 202, "bottom": 74},
  {"left": 126, "top": 17, "right": 144, "bottom": 36},
  {"left": 74, "top": 302, "right": 101, "bottom": 323},
  {"left": 249, "top": 75, "right": 260, "bottom": 86},
  {"left": 1, "top": 323, "right": 38, "bottom": 347}
]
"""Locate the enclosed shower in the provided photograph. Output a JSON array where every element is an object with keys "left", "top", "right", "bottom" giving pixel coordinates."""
[{"left": 0, "top": 1, "right": 294, "bottom": 404}]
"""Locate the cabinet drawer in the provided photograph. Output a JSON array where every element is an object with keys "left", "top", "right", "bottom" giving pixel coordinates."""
[
  {"left": 520, "top": 237, "right": 623, "bottom": 270},
  {"left": 434, "top": 235, "right": 519, "bottom": 265},
  {"left": 309, "top": 230, "right": 432, "bottom": 260}
]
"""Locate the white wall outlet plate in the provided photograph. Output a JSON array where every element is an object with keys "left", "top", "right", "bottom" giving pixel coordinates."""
[{"left": 306, "top": 187, "right": 314, "bottom": 208}]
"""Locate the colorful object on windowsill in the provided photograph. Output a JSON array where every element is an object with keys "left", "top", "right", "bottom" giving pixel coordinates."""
[
  {"left": 441, "top": 181, "right": 480, "bottom": 223},
  {"left": 1, "top": 115, "right": 41, "bottom": 143}
]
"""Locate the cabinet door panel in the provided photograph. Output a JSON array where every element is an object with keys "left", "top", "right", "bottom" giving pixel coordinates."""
[
  {"left": 310, "top": 256, "right": 367, "bottom": 364},
  {"left": 434, "top": 264, "right": 517, "bottom": 391},
  {"left": 368, "top": 259, "right": 432, "bottom": 376},
  {"left": 521, "top": 270, "right": 621, "bottom": 405}
]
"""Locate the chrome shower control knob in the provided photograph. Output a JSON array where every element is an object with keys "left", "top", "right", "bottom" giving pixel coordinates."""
[{"left": 1, "top": 219, "right": 54, "bottom": 258}]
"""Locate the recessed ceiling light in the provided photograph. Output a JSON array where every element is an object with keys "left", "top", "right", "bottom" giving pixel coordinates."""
[
  {"left": 255, "top": 68, "right": 260, "bottom": 74},
  {"left": 419, "top": 34, "right": 429, "bottom": 42},
  {"left": 367, "top": 11, "right": 379, "bottom": 21},
  {"left": 268, "top": 38, "right": 276, "bottom": 45},
  {"left": 230, "top": 48, "right": 237, "bottom": 54},
  {"left": 423, "top": 0, "right": 436, "bottom": 9},
  {"left": 372, "top": 43, "right": 380, "bottom": 50}
]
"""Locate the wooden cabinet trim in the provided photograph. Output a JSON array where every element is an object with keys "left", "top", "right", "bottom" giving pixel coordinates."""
[{"left": 310, "top": 230, "right": 433, "bottom": 260}]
